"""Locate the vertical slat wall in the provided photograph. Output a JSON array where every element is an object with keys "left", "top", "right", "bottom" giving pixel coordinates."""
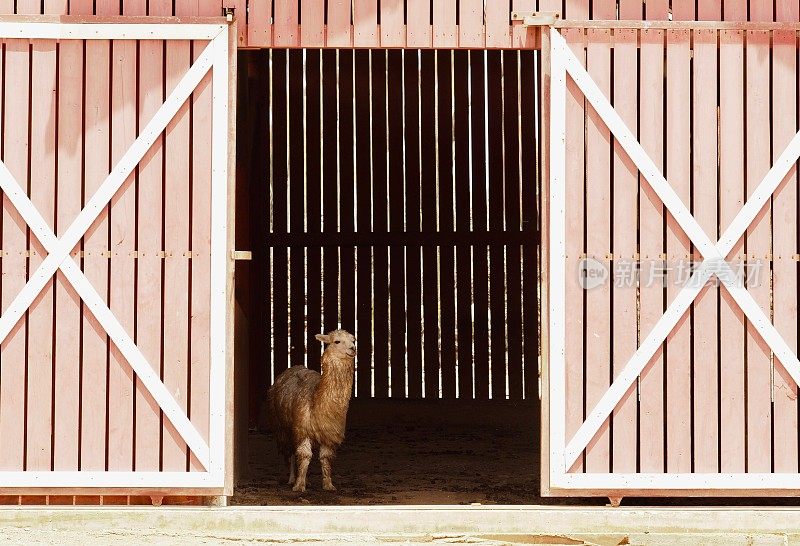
[
  {"left": 6, "top": 1, "right": 800, "bottom": 49},
  {"left": 242, "top": 0, "right": 800, "bottom": 48},
  {"left": 0, "top": 37, "right": 215, "bottom": 492},
  {"left": 250, "top": 49, "right": 539, "bottom": 401},
  {"left": 772, "top": 4, "right": 799, "bottom": 474},
  {"left": 561, "top": 25, "right": 800, "bottom": 475}
]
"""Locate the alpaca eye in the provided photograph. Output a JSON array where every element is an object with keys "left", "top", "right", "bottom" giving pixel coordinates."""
[{"left": 335, "top": 341, "right": 340, "bottom": 344}]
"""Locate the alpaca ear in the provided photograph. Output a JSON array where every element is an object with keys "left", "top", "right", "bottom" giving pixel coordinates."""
[{"left": 315, "top": 334, "right": 331, "bottom": 344}]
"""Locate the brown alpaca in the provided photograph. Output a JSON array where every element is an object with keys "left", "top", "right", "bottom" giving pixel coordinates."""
[{"left": 266, "top": 329, "right": 356, "bottom": 492}]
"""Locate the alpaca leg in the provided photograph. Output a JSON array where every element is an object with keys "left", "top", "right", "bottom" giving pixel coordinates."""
[
  {"left": 287, "top": 454, "right": 296, "bottom": 485},
  {"left": 320, "top": 445, "right": 336, "bottom": 491},
  {"left": 292, "top": 439, "right": 312, "bottom": 492}
]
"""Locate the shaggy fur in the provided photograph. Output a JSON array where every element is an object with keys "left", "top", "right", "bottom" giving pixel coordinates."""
[{"left": 267, "top": 329, "right": 356, "bottom": 492}]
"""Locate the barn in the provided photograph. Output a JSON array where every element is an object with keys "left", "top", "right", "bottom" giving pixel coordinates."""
[{"left": 0, "top": 0, "right": 794, "bottom": 513}]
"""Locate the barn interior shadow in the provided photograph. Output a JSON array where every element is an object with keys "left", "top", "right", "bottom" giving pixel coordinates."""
[{"left": 234, "top": 398, "right": 548, "bottom": 506}]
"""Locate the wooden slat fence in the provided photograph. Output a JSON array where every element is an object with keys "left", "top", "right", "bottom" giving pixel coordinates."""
[
  {"left": 239, "top": 48, "right": 539, "bottom": 414},
  {"left": 0, "top": 1, "right": 796, "bottom": 48}
]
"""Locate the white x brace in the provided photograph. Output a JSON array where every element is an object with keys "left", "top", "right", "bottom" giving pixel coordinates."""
[
  {"left": 0, "top": 31, "right": 228, "bottom": 473},
  {"left": 549, "top": 28, "right": 800, "bottom": 473}
]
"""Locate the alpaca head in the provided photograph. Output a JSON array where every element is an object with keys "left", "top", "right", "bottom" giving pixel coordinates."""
[{"left": 316, "top": 329, "right": 356, "bottom": 360}]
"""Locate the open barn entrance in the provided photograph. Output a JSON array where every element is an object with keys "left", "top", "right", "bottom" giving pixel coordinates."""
[{"left": 233, "top": 47, "right": 542, "bottom": 504}]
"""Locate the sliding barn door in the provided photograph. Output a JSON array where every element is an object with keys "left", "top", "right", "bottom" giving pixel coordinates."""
[
  {"left": 0, "top": 19, "right": 232, "bottom": 494},
  {"left": 543, "top": 24, "right": 800, "bottom": 496}
]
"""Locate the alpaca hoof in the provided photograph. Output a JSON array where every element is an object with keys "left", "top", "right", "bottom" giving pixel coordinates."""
[
  {"left": 287, "top": 477, "right": 295, "bottom": 486},
  {"left": 292, "top": 483, "right": 306, "bottom": 493},
  {"left": 323, "top": 483, "right": 336, "bottom": 492}
]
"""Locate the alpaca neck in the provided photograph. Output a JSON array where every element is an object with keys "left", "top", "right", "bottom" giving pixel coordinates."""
[
  {"left": 313, "top": 352, "right": 354, "bottom": 413},
  {"left": 311, "top": 352, "right": 354, "bottom": 446}
]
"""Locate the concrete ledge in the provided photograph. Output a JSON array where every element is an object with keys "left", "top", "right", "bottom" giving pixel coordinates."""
[{"left": 1, "top": 505, "right": 800, "bottom": 544}]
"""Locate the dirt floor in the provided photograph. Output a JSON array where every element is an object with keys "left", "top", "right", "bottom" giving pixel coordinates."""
[
  {"left": 232, "top": 398, "right": 561, "bottom": 506},
  {"left": 231, "top": 398, "right": 800, "bottom": 508}
]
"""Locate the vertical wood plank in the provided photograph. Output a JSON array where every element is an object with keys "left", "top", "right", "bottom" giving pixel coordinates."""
[
  {"left": 512, "top": 0, "right": 535, "bottom": 48},
  {"left": 520, "top": 49, "right": 537, "bottom": 401},
  {"left": 748, "top": 0, "right": 773, "bottom": 20},
  {"left": 248, "top": 0, "right": 273, "bottom": 47},
  {"left": 381, "top": 0, "right": 405, "bottom": 47},
  {"left": 305, "top": 50, "right": 322, "bottom": 372},
  {"left": 644, "top": 0, "right": 669, "bottom": 19},
  {"left": 354, "top": 50, "right": 373, "bottom": 397},
  {"left": 665, "top": 29, "right": 692, "bottom": 473},
  {"left": 162, "top": 40, "right": 192, "bottom": 470},
  {"left": 772, "top": 28, "right": 798, "bottom": 474},
  {"left": 563, "top": 0, "right": 588, "bottom": 20},
  {"left": 274, "top": 0, "right": 299, "bottom": 47},
  {"left": 420, "top": 51, "right": 439, "bottom": 398},
  {"left": 372, "top": 50, "right": 389, "bottom": 398},
  {"left": 611, "top": 28, "right": 638, "bottom": 472},
  {"left": 617, "top": 0, "right": 642, "bottom": 19},
  {"left": 339, "top": 51, "right": 356, "bottom": 335},
  {"left": 670, "top": 0, "right": 695, "bottom": 20},
  {"left": 503, "top": 50, "right": 523, "bottom": 401},
  {"left": 719, "top": 28, "right": 746, "bottom": 473},
  {"left": 322, "top": 49, "right": 339, "bottom": 335},
  {"left": 563, "top": 28, "right": 585, "bottom": 468},
  {"left": 301, "top": 0, "right": 325, "bottom": 47},
  {"left": 327, "top": 0, "right": 352, "bottom": 47},
  {"left": 639, "top": 28, "right": 666, "bottom": 473},
  {"left": 180, "top": 0, "right": 227, "bottom": 17},
  {"left": 591, "top": 0, "right": 615, "bottom": 19},
  {"left": 404, "top": 51, "right": 423, "bottom": 399},
  {"left": 135, "top": 38, "right": 164, "bottom": 473},
  {"left": 271, "top": 49, "right": 289, "bottom": 379},
  {"left": 745, "top": 29, "right": 772, "bottom": 473},
  {"left": 387, "top": 49, "right": 406, "bottom": 397},
  {"left": 691, "top": 28, "right": 720, "bottom": 473},
  {"left": 15, "top": 0, "right": 39, "bottom": 13},
  {"left": 470, "top": 51, "right": 490, "bottom": 401},
  {"left": 46, "top": 0, "right": 70, "bottom": 15},
  {"left": 27, "top": 39, "right": 56, "bottom": 472},
  {"left": 437, "top": 50, "right": 456, "bottom": 399},
  {"left": 487, "top": 50, "right": 506, "bottom": 399},
  {"left": 190, "top": 42, "right": 213, "bottom": 471},
  {"left": 288, "top": 50, "right": 305, "bottom": 369},
  {"left": 723, "top": 0, "right": 747, "bottom": 20},
  {"left": 776, "top": 1, "right": 799, "bottom": 21},
  {"left": 454, "top": 50, "right": 473, "bottom": 399},
  {"left": 94, "top": 0, "right": 119, "bottom": 14},
  {"left": 54, "top": 40, "right": 82, "bottom": 472},
  {"left": 81, "top": 39, "right": 110, "bottom": 471},
  {"left": 697, "top": 0, "right": 722, "bottom": 20},
  {"left": 108, "top": 38, "right": 137, "bottom": 472},
  {"left": 485, "top": 0, "right": 510, "bottom": 48},
  {"left": 433, "top": 0, "right": 457, "bottom": 48},
  {"left": 67, "top": 0, "right": 92, "bottom": 15},
  {"left": 120, "top": 0, "right": 144, "bottom": 14},
  {"left": 354, "top": 0, "right": 379, "bottom": 47},
  {"left": 406, "top": 0, "right": 432, "bottom": 48},
  {"left": 460, "top": 0, "right": 484, "bottom": 48},
  {"left": 584, "top": 28, "right": 611, "bottom": 472},
  {"left": 1, "top": 41, "right": 30, "bottom": 474}
]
